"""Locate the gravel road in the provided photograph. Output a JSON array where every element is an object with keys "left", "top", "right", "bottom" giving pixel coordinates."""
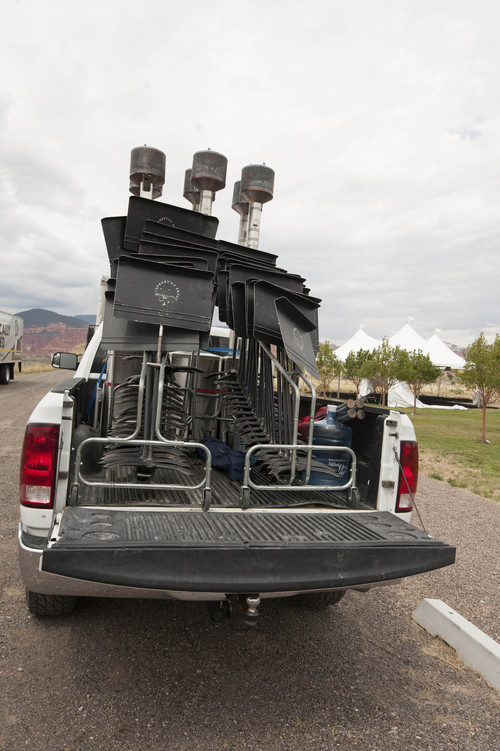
[{"left": 1, "top": 371, "right": 499, "bottom": 751}]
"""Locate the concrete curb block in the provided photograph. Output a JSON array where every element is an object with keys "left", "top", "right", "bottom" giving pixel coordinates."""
[{"left": 412, "top": 598, "right": 500, "bottom": 692}]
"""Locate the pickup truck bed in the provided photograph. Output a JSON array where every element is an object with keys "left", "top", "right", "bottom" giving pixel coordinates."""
[
  {"left": 76, "top": 458, "right": 354, "bottom": 508},
  {"left": 19, "top": 357, "right": 456, "bottom": 607}
]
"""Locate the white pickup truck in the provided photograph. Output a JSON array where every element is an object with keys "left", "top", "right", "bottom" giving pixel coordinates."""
[{"left": 17, "top": 146, "right": 455, "bottom": 623}]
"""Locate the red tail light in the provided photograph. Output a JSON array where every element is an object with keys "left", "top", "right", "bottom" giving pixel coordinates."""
[
  {"left": 20, "top": 424, "right": 60, "bottom": 508},
  {"left": 396, "top": 441, "right": 418, "bottom": 513}
]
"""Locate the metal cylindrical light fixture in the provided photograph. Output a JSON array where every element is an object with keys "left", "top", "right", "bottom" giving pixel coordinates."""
[
  {"left": 129, "top": 180, "right": 162, "bottom": 199},
  {"left": 191, "top": 150, "right": 228, "bottom": 215},
  {"left": 183, "top": 169, "right": 201, "bottom": 211},
  {"left": 240, "top": 164, "right": 275, "bottom": 248},
  {"left": 129, "top": 146, "right": 166, "bottom": 199},
  {"left": 231, "top": 180, "right": 250, "bottom": 245}
]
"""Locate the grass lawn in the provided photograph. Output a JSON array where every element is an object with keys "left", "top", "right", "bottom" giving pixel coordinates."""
[{"left": 401, "top": 406, "right": 500, "bottom": 500}]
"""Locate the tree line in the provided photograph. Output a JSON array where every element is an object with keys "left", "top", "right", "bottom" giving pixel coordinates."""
[
  {"left": 316, "top": 338, "right": 440, "bottom": 413},
  {"left": 316, "top": 333, "right": 500, "bottom": 442}
]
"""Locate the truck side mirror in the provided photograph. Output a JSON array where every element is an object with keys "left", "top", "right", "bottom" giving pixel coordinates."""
[{"left": 51, "top": 352, "right": 79, "bottom": 370}]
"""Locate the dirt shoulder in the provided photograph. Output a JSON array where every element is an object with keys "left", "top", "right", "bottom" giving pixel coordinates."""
[{"left": 402, "top": 475, "right": 500, "bottom": 642}]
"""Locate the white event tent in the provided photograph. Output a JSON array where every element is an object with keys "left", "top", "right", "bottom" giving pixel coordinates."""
[
  {"left": 388, "top": 323, "right": 433, "bottom": 357},
  {"left": 386, "top": 325, "right": 466, "bottom": 408},
  {"left": 388, "top": 323, "right": 466, "bottom": 368},
  {"left": 333, "top": 323, "right": 466, "bottom": 409},
  {"left": 335, "top": 323, "right": 465, "bottom": 369},
  {"left": 426, "top": 332, "right": 466, "bottom": 369},
  {"left": 333, "top": 327, "right": 382, "bottom": 361}
]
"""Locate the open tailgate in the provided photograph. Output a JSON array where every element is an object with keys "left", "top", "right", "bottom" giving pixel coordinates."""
[{"left": 41, "top": 507, "right": 456, "bottom": 593}]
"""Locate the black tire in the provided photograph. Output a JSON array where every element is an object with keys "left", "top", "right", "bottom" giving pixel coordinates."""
[
  {"left": 0, "top": 364, "right": 10, "bottom": 385},
  {"left": 26, "top": 588, "right": 78, "bottom": 616},
  {"left": 292, "top": 590, "right": 346, "bottom": 608}
]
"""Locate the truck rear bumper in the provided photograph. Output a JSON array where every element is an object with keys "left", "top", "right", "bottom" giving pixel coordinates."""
[{"left": 20, "top": 508, "right": 455, "bottom": 597}]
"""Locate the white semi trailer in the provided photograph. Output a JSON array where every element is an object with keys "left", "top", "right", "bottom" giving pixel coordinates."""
[{"left": 0, "top": 310, "right": 23, "bottom": 385}]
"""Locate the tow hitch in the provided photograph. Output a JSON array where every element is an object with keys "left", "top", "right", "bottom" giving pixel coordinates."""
[{"left": 207, "top": 594, "right": 261, "bottom": 626}]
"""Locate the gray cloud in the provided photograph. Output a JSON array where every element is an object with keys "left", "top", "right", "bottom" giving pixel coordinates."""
[
  {"left": 1, "top": 151, "right": 85, "bottom": 212},
  {"left": 0, "top": 0, "right": 498, "bottom": 347}
]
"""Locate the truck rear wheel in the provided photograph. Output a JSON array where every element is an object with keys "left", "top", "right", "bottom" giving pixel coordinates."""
[
  {"left": 0, "top": 365, "right": 10, "bottom": 384},
  {"left": 26, "top": 588, "right": 78, "bottom": 616},
  {"left": 292, "top": 590, "right": 346, "bottom": 608}
]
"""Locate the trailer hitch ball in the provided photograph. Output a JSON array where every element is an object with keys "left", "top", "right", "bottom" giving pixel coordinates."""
[{"left": 244, "top": 595, "right": 261, "bottom": 627}]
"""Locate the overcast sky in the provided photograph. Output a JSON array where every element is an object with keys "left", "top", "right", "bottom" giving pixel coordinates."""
[{"left": 1, "top": 0, "right": 499, "bottom": 346}]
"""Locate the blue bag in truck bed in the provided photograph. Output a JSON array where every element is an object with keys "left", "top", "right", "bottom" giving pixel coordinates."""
[{"left": 196, "top": 438, "right": 245, "bottom": 481}]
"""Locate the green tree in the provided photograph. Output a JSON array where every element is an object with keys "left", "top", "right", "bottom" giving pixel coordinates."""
[
  {"left": 363, "top": 338, "right": 406, "bottom": 407},
  {"left": 458, "top": 332, "right": 500, "bottom": 443},
  {"left": 343, "top": 348, "right": 373, "bottom": 397},
  {"left": 316, "top": 341, "right": 342, "bottom": 397},
  {"left": 398, "top": 349, "right": 441, "bottom": 415}
]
